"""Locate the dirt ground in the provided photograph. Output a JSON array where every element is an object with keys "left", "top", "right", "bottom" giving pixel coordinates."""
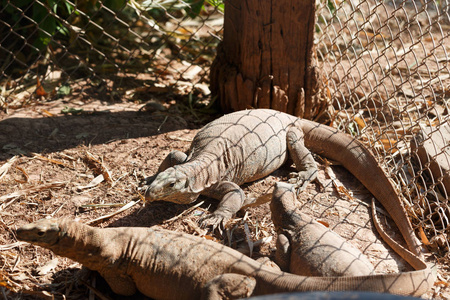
[{"left": 0, "top": 98, "right": 448, "bottom": 299}]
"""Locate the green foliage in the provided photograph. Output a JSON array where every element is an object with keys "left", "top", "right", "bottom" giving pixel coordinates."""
[
  {"left": 316, "top": 0, "right": 337, "bottom": 33},
  {"left": 56, "top": 84, "right": 71, "bottom": 98},
  {"left": 185, "top": 0, "right": 204, "bottom": 18},
  {"left": 327, "top": 0, "right": 336, "bottom": 14},
  {"left": 140, "top": 0, "right": 224, "bottom": 20},
  {"left": 61, "top": 106, "right": 84, "bottom": 115},
  {"left": 103, "top": 0, "right": 128, "bottom": 11},
  {"left": 2, "top": 0, "right": 76, "bottom": 50},
  {"left": 2, "top": 0, "right": 130, "bottom": 53},
  {"left": 206, "top": 0, "right": 224, "bottom": 12}
]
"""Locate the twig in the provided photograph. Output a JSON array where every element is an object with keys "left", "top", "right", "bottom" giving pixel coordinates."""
[
  {"left": 86, "top": 200, "right": 141, "bottom": 225},
  {"left": 32, "top": 153, "right": 74, "bottom": 170},
  {"left": 80, "top": 203, "right": 127, "bottom": 209},
  {"left": 0, "top": 181, "right": 67, "bottom": 204},
  {"left": 50, "top": 202, "right": 66, "bottom": 217},
  {"left": 0, "top": 241, "right": 27, "bottom": 250},
  {"left": 0, "top": 156, "right": 18, "bottom": 181},
  {"left": 163, "top": 201, "right": 205, "bottom": 224}
]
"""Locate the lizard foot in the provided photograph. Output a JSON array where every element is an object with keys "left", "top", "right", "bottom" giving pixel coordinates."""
[
  {"left": 199, "top": 211, "right": 231, "bottom": 234},
  {"left": 138, "top": 174, "right": 157, "bottom": 193},
  {"left": 287, "top": 170, "right": 317, "bottom": 191},
  {"left": 141, "top": 174, "right": 157, "bottom": 186}
]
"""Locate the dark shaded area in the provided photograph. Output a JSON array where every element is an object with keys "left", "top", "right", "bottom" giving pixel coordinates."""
[{"left": 0, "top": 110, "right": 191, "bottom": 160}]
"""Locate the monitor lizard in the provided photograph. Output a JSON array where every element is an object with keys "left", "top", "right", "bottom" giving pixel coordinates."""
[
  {"left": 142, "top": 109, "right": 422, "bottom": 257},
  {"left": 16, "top": 218, "right": 435, "bottom": 299},
  {"left": 270, "top": 181, "right": 435, "bottom": 290},
  {"left": 270, "top": 181, "right": 375, "bottom": 277}
]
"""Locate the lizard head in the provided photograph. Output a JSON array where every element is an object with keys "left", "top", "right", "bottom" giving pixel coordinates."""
[
  {"left": 16, "top": 218, "right": 62, "bottom": 247},
  {"left": 143, "top": 167, "right": 198, "bottom": 204}
]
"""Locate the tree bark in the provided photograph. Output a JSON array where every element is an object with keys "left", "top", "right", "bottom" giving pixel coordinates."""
[{"left": 210, "top": 0, "right": 327, "bottom": 118}]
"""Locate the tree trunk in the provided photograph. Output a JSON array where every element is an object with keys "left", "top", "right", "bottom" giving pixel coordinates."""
[{"left": 210, "top": 0, "right": 327, "bottom": 118}]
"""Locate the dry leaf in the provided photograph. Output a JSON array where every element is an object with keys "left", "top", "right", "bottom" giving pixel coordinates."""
[
  {"left": 84, "top": 152, "right": 113, "bottom": 183},
  {"left": 419, "top": 225, "right": 431, "bottom": 246},
  {"left": 354, "top": 116, "right": 366, "bottom": 129},
  {"left": 325, "top": 165, "right": 354, "bottom": 200},
  {"left": 317, "top": 220, "right": 330, "bottom": 227},
  {"left": 76, "top": 174, "right": 104, "bottom": 191},
  {"left": 36, "top": 258, "right": 59, "bottom": 276},
  {"left": 35, "top": 77, "right": 48, "bottom": 97},
  {"left": 86, "top": 200, "right": 140, "bottom": 225},
  {"left": 40, "top": 109, "right": 54, "bottom": 117},
  {"left": 33, "top": 153, "right": 74, "bottom": 170}
]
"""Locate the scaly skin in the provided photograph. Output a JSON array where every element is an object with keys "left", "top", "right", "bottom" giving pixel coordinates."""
[
  {"left": 270, "top": 182, "right": 375, "bottom": 277},
  {"left": 142, "top": 109, "right": 422, "bottom": 257},
  {"left": 270, "top": 182, "right": 435, "bottom": 290},
  {"left": 16, "top": 218, "right": 435, "bottom": 299}
]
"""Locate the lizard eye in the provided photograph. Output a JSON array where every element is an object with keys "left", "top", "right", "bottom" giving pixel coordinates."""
[
  {"left": 37, "top": 230, "right": 45, "bottom": 237},
  {"left": 168, "top": 182, "right": 175, "bottom": 188}
]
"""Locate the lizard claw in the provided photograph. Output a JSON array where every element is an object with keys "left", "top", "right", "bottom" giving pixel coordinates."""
[
  {"left": 198, "top": 212, "right": 230, "bottom": 234},
  {"left": 288, "top": 171, "right": 317, "bottom": 191},
  {"left": 139, "top": 174, "right": 157, "bottom": 187}
]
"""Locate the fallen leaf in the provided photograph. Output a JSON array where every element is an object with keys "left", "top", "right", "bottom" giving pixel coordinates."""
[
  {"left": 32, "top": 153, "right": 74, "bottom": 170},
  {"left": 40, "top": 109, "right": 54, "bottom": 117},
  {"left": 36, "top": 258, "right": 59, "bottom": 276},
  {"left": 419, "top": 225, "right": 431, "bottom": 246},
  {"left": 84, "top": 152, "right": 113, "bottom": 183},
  {"left": 317, "top": 220, "right": 330, "bottom": 227},
  {"left": 354, "top": 116, "right": 366, "bottom": 129},
  {"left": 76, "top": 174, "right": 104, "bottom": 191},
  {"left": 35, "top": 77, "right": 48, "bottom": 97}
]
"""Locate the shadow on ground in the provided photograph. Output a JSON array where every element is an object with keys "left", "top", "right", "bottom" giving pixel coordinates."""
[{"left": 0, "top": 110, "right": 191, "bottom": 160}]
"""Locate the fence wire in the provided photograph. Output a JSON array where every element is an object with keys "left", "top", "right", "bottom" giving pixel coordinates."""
[
  {"left": 1, "top": 0, "right": 449, "bottom": 264},
  {"left": 316, "top": 0, "right": 449, "bottom": 254},
  {"left": 0, "top": 0, "right": 223, "bottom": 109}
]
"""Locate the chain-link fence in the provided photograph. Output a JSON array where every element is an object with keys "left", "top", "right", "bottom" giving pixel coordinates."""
[
  {"left": 1, "top": 0, "right": 449, "bottom": 297},
  {"left": 0, "top": 0, "right": 223, "bottom": 109},
  {"left": 316, "top": 0, "right": 449, "bottom": 254}
]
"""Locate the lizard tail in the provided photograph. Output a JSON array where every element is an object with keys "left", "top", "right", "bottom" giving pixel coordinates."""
[{"left": 299, "top": 119, "right": 423, "bottom": 257}]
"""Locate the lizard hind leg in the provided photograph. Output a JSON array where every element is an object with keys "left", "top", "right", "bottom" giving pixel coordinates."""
[
  {"left": 286, "top": 126, "right": 318, "bottom": 191},
  {"left": 275, "top": 233, "right": 292, "bottom": 272},
  {"left": 201, "top": 274, "right": 256, "bottom": 300}
]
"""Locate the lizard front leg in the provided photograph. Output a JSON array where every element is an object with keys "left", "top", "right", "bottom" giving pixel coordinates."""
[
  {"left": 201, "top": 273, "right": 256, "bottom": 300},
  {"left": 101, "top": 270, "right": 137, "bottom": 296},
  {"left": 286, "top": 126, "right": 318, "bottom": 191},
  {"left": 200, "top": 181, "right": 245, "bottom": 229}
]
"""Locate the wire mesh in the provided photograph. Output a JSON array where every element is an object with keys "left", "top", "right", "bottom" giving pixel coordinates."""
[
  {"left": 0, "top": 0, "right": 223, "bottom": 109},
  {"left": 316, "top": 0, "right": 449, "bottom": 254},
  {"left": 0, "top": 0, "right": 449, "bottom": 296}
]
